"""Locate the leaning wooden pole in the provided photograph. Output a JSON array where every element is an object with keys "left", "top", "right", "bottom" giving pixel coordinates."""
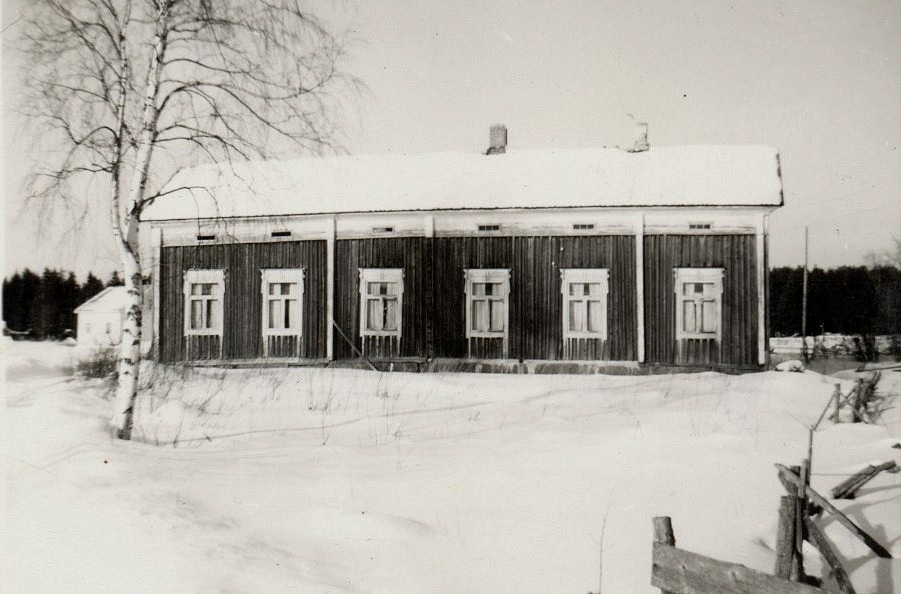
[
  {"left": 775, "top": 464, "right": 893, "bottom": 558},
  {"left": 805, "top": 517, "right": 857, "bottom": 594},
  {"left": 793, "top": 459, "right": 810, "bottom": 581},
  {"left": 331, "top": 321, "right": 378, "bottom": 372}
]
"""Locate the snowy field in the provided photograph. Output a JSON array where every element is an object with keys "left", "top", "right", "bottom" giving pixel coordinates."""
[{"left": 3, "top": 341, "right": 901, "bottom": 593}]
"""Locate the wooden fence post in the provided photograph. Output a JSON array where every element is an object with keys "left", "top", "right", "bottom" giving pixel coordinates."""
[
  {"left": 833, "top": 383, "right": 841, "bottom": 423},
  {"left": 774, "top": 495, "right": 797, "bottom": 578},
  {"left": 854, "top": 379, "right": 864, "bottom": 422},
  {"left": 652, "top": 517, "right": 676, "bottom": 594}
]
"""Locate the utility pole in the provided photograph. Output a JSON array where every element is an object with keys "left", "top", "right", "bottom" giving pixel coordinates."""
[{"left": 802, "top": 226, "right": 809, "bottom": 362}]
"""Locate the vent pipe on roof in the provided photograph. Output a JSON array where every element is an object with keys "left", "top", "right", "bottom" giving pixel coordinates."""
[
  {"left": 629, "top": 121, "right": 649, "bottom": 153},
  {"left": 486, "top": 124, "right": 507, "bottom": 155}
]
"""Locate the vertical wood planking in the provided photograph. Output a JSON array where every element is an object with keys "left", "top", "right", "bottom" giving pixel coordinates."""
[
  {"left": 334, "top": 237, "right": 428, "bottom": 359},
  {"left": 159, "top": 241, "right": 327, "bottom": 362},
  {"left": 368, "top": 235, "right": 637, "bottom": 361},
  {"left": 644, "top": 234, "right": 758, "bottom": 366},
  {"left": 162, "top": 235, "right": 643, "bottom": 363}
]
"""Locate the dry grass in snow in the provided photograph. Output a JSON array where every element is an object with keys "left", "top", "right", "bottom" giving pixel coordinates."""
[{"left": 4, "top": 341, "right": 900, "bottom": 593}]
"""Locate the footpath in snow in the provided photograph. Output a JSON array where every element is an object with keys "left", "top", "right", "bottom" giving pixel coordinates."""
[{"left": 3, "top": 341, "right": 901, "bottom": 593}]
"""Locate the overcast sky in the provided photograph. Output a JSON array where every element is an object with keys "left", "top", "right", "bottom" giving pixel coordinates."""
[{"left": 3, "top": 0, "right": 900, "bottom": 279}]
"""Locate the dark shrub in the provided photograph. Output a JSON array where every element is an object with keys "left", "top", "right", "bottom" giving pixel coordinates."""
[{"left": 75, "top": 347, "right": 118, "bottom": 379}]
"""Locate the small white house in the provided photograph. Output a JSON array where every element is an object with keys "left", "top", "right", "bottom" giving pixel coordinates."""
[{"left": 74, "top": 287, "right": 129, "bottom": 346}]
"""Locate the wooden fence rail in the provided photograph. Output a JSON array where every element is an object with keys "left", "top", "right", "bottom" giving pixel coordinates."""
[
  {"left": 774, "top": 464, "right": 893, "bottom": 558},
  {"left": 831, "top": 461, "right": 898, "bottom": 500},
  {"left": 827, "top": 373, "right": 882, "bottom": 424},
  {"left": 651, "top": 517, "right": 825, "bottom": 594}
]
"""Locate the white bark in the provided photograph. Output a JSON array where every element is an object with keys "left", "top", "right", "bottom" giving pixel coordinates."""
[
  {"left": 110, "top": 246, "right": 142, "bottom": 437},
  {"left": 22, "top": 0, "right": 355, "bottom": 439},
  {"left": 110, "top": 2, "right": 170, "bottom": 438}
]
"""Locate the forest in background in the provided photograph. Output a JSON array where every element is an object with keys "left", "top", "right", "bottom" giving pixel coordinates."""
[
  {"left": 770, "top": 266, "right": 901, "bottom": 337},
  {"left": 3, "top": 268, "right": 123, "bottom": 339},
  {"left": 3, "top": 265, "right": 900, "bottom": 341}
]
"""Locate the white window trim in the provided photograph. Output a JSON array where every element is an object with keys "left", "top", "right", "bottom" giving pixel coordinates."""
[
  {"left": 464, "top": 268, "right": 511, "bottom": 339},
  {"left": 183, "top": 269, "right": 225, "bottom": 336},
  {"left": 560, "top": 268, "right": 609, "bottom": 340},
  {"left": 674, "top": 268, "right": 724, "bottom": 341},
  {"left": 358, "top": 268, "right": 404, "bottom": 338},
  {"left": 261, "top": 268, "right": 305, "bottom": 338}
]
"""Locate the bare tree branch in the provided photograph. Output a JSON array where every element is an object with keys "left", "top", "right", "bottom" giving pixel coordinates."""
[{"left": 18, "top": 0, "right": 361, "bottom": 439}]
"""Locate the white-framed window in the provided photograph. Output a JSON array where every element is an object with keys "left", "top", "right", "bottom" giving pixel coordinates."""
[
  {"left": 359, "top": 269, "right": 404, "bottom": 337},
  {"left": 183, "top": 269, "right": 225, "bottom": 336},
  {"left": 261, "top": 269, "right": 304, "bottom": 337},
  {"left": 560, "top": 269, "right": 609, "bottom": 339},
  {"left": 674, "top": 268, "right": 724, "bottom": 340},
  {"left": 465, "top": 269, "right": 511, "bottom": 338}
]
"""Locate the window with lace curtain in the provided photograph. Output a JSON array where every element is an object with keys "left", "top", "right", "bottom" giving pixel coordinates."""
[
  {"left": 359, "top": 269, "right": 403, "bottom": 337},
  {"left": 560, "top": 269, "right": 609, "bottom": 339}
]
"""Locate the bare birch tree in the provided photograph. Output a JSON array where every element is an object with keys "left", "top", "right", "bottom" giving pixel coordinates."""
[
  {"left": 864, "top": 236, "right": 901, "bottom": 269},
  {"left": 20, "top": 0, "right": 359, "bottom": 439}
]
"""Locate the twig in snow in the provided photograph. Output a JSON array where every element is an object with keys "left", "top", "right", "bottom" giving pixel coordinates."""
[{"left": 589, "top": 495, "right": 614, "bottom": 594}]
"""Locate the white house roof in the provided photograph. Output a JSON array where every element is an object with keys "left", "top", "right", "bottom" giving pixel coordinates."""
[
  {"left": 74, "top": 287, "right": 130, "bottom": 314},
  {"left": 141, "top": 145, "right": 783, "bottom": 222}
]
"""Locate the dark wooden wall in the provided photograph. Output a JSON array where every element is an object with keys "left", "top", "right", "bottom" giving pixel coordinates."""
[
  {"left": 158, "top": 234, "right": 760, "bottom": 366},
  {"left": 334, "top": 237, "right": 430, "bottom": 359},
  {"left": 159, "top": 241, "right": 327, "bottom": 362},
  {"left": 643, "top": 235, "right": 758, "bottom": 367},
  {"left": 334, "top": 236, "right": 636, "bottom": 361}
]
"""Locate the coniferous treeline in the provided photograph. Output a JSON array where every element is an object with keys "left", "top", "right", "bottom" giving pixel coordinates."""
[
  {"left": 770, "top": 266, "right": 901, "bottom": 336},
  {"left": 2, "top": 268, "right": 123, "bottom": 339}
]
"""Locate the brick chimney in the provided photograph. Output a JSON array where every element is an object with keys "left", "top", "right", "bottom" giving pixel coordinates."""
[{"left": 486, "top": 124, "right": 507, "bottom": 155}]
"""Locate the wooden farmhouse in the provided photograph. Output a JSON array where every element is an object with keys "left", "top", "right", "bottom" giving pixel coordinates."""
[
  {"left": 139, "top": 126, "right": 783, "bottom": 372},
  {"left": 75, "top": 286, "right": 129, "bottom": 346}
]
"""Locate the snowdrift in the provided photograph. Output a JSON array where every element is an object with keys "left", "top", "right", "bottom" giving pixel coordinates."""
[{"left": 5, "top": 342, "right": 900, "bottom": 594}]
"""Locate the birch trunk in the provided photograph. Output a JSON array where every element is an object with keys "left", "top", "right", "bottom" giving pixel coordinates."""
[
  {"left": 110, "top": 3, "right": 170, "bottom": 439},
  {"left": 110, "top": 243, "right": 143, "bottom": 437}
]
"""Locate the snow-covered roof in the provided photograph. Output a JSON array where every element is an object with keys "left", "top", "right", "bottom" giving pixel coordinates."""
[
  {"left": 141, "top": 145, "right": 783, "bottom": 221},
  {"left": 74, "top": 287, "right": 129, "bottom": 314}
]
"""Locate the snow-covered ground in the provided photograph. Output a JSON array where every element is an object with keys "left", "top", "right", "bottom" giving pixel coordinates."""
[{"left": 3, "top": 341, "right": 900, "bottom": 593}]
